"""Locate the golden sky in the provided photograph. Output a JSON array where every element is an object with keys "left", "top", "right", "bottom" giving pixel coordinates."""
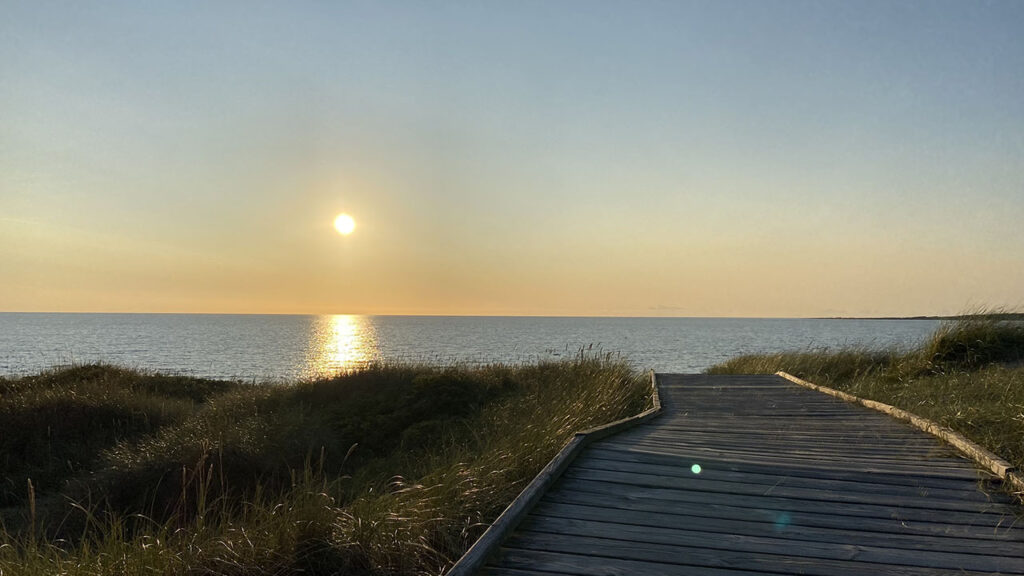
[{"left": 2, "top": 2, "right": 1023, "bottom": 317}]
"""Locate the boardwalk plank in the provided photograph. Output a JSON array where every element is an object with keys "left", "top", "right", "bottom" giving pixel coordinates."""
[
  {"left": 601, "top": 436, "right": 970, "bottom": 464},
  {"left": 617, "top": 426, "right": 944, "bottom": 442},
  {"left": 485, "top": 548, "right": 767, "bottom": 576},
  {"left": 633, "top": 425, "right": 937, "bottom": 439},
  {"left": 559, "top": 468, "right": 1012, "bottom": 513},
  {"left": 610, "top": 434, "right": 959, "bottom": 459},
  {"left": 475, "top": 374, "right": 1024, "bottom": 575},
  {"left": 518, "top": 515, "right": 1024, "bottom": 573},
  {"left": 502, "top": 532, "right": 1006, "bottom": 576},
  {"left": 542, "top": 489, "right": 1024, "bottom": 539},
  {"left": 619, "top": 424, "right": 952, "bottom": 442},
  {"left": 612, "top": 427, "right": 966, "bottom": 449},
  {"left": 552, "top": 477, "right": 1021, "bottom": 527},
  {"left": 595, "top": 441, "right": 982, "bottom": 477},
  {"left": 570, "top": 454, "right": 1003, "bottom": 502},
  {"left": 582, "top": 447, "right": 993, "bottom": 488},
  {"left": 482, "top": 568, "right": 565, "bottom": 576},
  {"left": 530, "top": 500, "right": 1024, "bottom": 553}
]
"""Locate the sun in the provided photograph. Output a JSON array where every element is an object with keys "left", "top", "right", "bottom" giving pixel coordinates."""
[{"left": 333, "top": 213, "right": 356, "bottom": 235}]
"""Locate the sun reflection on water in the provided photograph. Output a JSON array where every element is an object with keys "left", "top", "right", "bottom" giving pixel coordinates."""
[{"left": 305, "top": 315, "right": 379, "bottom": 379}]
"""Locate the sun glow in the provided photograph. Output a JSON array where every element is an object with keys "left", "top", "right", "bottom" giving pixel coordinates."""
[
  {"left": 306, "top": 314, "right": 378, "bottom": 378},
  {"left": 334, "top": 213, "right": 356, "bottom": 235}
]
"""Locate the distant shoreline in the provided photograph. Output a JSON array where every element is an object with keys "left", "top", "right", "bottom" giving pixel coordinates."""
[{"left": 818, "top": 313, "right": 1024, "bottom": 321}]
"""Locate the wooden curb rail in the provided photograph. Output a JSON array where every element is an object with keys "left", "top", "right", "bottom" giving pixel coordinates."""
[
  {"left": 777, "top": 370, "right": 1024, "bottom": 501},
  {"left": 447, "top": 370, "right": 663, "bottom": 575}
]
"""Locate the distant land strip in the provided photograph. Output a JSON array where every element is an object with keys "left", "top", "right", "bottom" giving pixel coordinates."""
[{"left": 816, "top": 313, "right": 1024, "bottom": 321}]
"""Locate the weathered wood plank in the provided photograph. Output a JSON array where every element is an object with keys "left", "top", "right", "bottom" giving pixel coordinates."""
[
  {"left": 595, "top": 440, "right": 983, "bottom": 476},
  {"left": 502, "top": 532, "right": 1007, "bottom": 576},
  {"left": 557, "top": 469, "right": 1019, "bottom": 512},
  {"left": 554, "top": 475, "right": 1020, "bottom": 527},
  {"left": 618, "top": 424, "right": 941, "bottom": 439},
  {"left": 600, "top": 434, "right": 976, "bottom": 465},
  {"left": 530, "top": 500, "right": 1024, "bottom": 553},
  {"left": 570, "top": 455, "right": 1006, "bottom": 502},
  {"left": 633, "top": 425, "right": 935, "bottom": 439},
  {"left": 485, "top": 548, "right": 765, "bottom": 576},
  {"left": 541, "top": 490, "right": 1024, "bottom": 541},
  {"left": 517, "top": 515, "right": 1024, "bottom": 572},
  {"left": 611, "top": 433, "right": 959, "bottom": 459},
  {"left": 582, "top": 447, "right": 993, "bottom": 488},
  {"left": 617, "top": 421, "right": 950, "bottom": 439},
  {"left": 481, "top": 568, "right": 565, "bottom": 576},
  {"left": 603, "top": 443, "right": 958, "bottom": 462},
  {"left": 602, "top": 434, "right": 970, "bottom": 459},
  {"left": 559, "top": 468, "right": 1011, "bottom": 513}
]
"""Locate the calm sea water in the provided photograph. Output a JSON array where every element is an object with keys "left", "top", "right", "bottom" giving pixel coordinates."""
[{"left": 0, "top": 314, "right": 942, "bottom": 381}]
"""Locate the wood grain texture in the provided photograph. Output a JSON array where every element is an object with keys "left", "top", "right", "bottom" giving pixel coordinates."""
[
  {"left": 777, "top": 371, "right": 1024, "bottom": 499},
  {"left": 464, "top": 374, "right": 1024, "bottom": 575},
  {"left": 528, "top": 500, "right": 1024, "bottom": 553},
  {"left": 541, "top": 490, "right": 1024, "bottom": 541},
  {"left": 516, "top": 515, "right": 1024, "bottom": 573}
]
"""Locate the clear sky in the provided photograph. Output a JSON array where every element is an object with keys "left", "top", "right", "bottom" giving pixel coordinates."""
[{"left": 2, "top": 1, "right": 1023, "bottom": 317}]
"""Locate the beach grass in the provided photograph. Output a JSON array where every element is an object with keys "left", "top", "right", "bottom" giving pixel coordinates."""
[
  {"left": 0, "top": 356, "right": 650, "bottom": 575},
  {"left": 709, "top": 313, "right": 1024, "bottom": 472},
  {"left": 0, "top": 365, "right": 235, "bottom": 509}
]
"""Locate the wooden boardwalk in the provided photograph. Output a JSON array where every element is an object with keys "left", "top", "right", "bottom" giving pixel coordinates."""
[{"left": 480, "top": 374, "right": 1024, "bottom": 575}]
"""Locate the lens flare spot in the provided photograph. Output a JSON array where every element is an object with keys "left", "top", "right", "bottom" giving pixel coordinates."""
[
  {"left": 774, "top": 511, "right": 793, "bottom": 532},
  {"left": 691, "top": 464, "right": 702, "bottom": 474}
]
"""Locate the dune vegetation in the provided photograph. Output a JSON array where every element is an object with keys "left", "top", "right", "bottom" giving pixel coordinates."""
[
  {"left": 0, "top": 357, "right": 650, "bottom": 575},
  {"left": 710, "top": 313, "right": 1024, "bottom": 473}
]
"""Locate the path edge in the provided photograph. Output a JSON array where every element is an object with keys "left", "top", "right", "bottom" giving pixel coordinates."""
[
  {"left": 446, "top": 370, "right": 663, "bottom": 575},
  {"left": 776, "top": 370, "right": 1024, "bottom": 501}
]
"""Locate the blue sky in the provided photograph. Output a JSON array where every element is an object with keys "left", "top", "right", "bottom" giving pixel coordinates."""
[{"left": 2, "top": 1, "right": 1023, "bottom": 316}]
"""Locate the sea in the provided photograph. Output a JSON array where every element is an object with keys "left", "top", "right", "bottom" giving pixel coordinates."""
[{"left": 0, "top": 313, "right": 943, "bottom": 381}]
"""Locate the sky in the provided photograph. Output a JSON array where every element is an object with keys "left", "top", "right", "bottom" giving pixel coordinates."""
[{"left": 2, "top": 1, "right": 1023, "bottom": 317}]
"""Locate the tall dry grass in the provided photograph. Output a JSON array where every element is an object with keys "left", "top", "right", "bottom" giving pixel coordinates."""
[{"left": 0, "top": 355, "right": 649, "bottom": 575}]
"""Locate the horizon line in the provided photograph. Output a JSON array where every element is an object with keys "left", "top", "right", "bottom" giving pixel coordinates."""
[{"left": 0, "top": 310, "right": 959, "bottom": 320}]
